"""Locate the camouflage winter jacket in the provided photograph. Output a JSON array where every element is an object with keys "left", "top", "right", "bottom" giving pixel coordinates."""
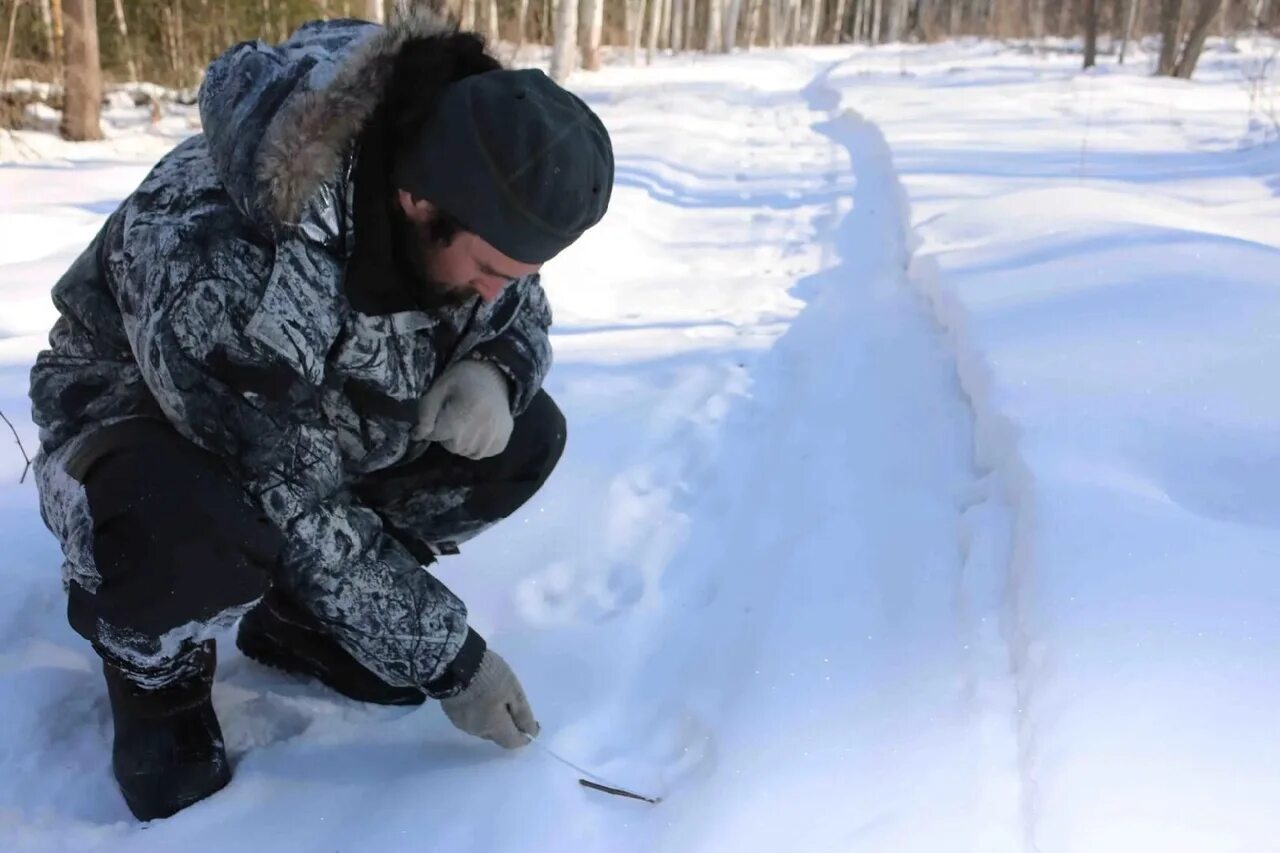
[{"left": 28, "top": 14, "right": 551, "bottom": 690}]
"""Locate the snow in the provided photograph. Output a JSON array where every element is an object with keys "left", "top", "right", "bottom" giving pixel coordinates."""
[{"left": 2, "top": 37, "right": 1279, "bottom": 852}]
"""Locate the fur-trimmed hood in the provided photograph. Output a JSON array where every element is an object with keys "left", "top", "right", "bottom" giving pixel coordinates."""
[{"left": 198, "top": 11, "right": 495, "bottom": 232}]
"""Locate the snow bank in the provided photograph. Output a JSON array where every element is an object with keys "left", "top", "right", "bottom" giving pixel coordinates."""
[{"left": 830, "top": 40, "right": 1280, "bottom": 851}]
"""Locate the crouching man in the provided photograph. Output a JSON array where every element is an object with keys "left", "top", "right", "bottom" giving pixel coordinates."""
[{"left": 28, "top": 11, "right": 612, "bottom": 820}]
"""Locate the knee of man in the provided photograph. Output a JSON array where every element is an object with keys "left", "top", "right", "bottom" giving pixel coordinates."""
[{"left": 515, "top": 390, "right": 566, "bottom": 484}]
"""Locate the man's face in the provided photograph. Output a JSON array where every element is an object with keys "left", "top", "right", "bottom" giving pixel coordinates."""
[{"left": 396, "top": 191, "right": 541, "bottom": 304}]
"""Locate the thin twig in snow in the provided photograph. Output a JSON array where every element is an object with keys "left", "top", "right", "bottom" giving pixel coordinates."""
[{"left": 0, "top": 410, "right": 32, "bottom": 484}]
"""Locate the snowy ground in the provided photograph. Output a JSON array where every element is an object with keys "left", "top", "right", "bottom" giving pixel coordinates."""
[{"left": 2, "top": 38, "right": 1279, "bottom": 852}]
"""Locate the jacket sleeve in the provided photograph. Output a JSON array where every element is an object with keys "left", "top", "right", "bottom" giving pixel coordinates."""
[
  {"left": 466, "top": 274, "right": 553, "bottom": 415},
  {"left": 113, "top": 217, "right": 482, "bottom": 696}
]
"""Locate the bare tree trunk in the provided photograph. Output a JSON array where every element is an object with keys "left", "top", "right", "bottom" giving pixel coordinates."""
[
  {"left": 725, "top": 0, "right": 745, "bottom": 46},
  {"left": 706, "top": 0, "right": 724, "bottom": 48},
  {"left": 1, "top": 0, "right": 23, "bottom": 90},
  {"left": 259, "top": 0, "right": 275, "bottom": 42},
  {"left": 947, "top": 0, "right": 960, "bottom": 35},
  {"left": 661, "top": 0, "right": 674, "bottom": 46},
  {"left": 37, "top": 0, "right": 55, "bottom": 61},
  {"left": 161, "top": 5, "right": 176, "bottom": 72},
  {"left": 830, "top": 0, "right": 850, "bottom": 39},
  {"left": 745, "top": 0, "right": 762, "bottom": 43},
  {"left": 1029, "top": 0, "right": 1046, "bottom": 34},
  {"left": 647, "top": 0, "right": 663, "bottom": 60},
  {"left": 672, "top": 0, "right": 686, "bottom": 47},
  {"left": 626, "top": 0, "right": 643, "bottom": 60},
  {"left": 1158, "top": 0, "right": 1181, "bottom": 73},
  {"left": 1119, "top": 0, "right": 1141, "bottom": 61},
  {"left": 176, "top": 0, "right": 190, "bottom": 84},
  {"left": 626, "top": 0, "right": 645, "bottom": 60},
  {"left": 685, "top": 0, "right": 697, "bottom": 48},
  {"left": 518, "top": 0, "right": 531, "bottom": 46},
  {"left": 550, "top": 0, "right": 579, "bottom": 81},
  {"left": 1174, "top": 0, "right": 1223, "bottom": 76},
  {"left": 50, "top": 0, "right": 64, "bottom": 72},
  {"left": 1057, "top": 0, "right": 1073, "bottom": 32},
  {"left": 485, "top": 0, "right": 499, "bottom": 41},
  {"left": 807, "top": 0, "right": 824, "bottom": 40},
  {"left": 1250, "top": 0, "right": 1270, "bottom": 28},
  {"left": 768, "top": 0, "right": 781, "bottom": 43},
  {"left": 61, "top": 0, "right": 102, "bottom": 140},
  {"left": 887, "top": 0, "right": 908, "bottom": 38},
  {"left": 584, "top": 0, "right": 606, "bottom": 67},
  {"left": 1084, "top": 0, "right": 1098, "bottom": 65},
  {"left": 200, "top": 0, "right": 213, "bottom": 70},
  {"left": 363, "top": 0, "right": 384, "bottom": 23},
  {"left": 870, "top": 0, "right": 883, "bottom": 41}
]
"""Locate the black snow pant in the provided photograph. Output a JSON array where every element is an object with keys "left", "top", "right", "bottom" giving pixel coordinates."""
[{"left": 66, "top": 391, "right": 566, "bottom": 684}]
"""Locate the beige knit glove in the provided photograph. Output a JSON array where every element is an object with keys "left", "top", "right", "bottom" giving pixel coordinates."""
[
  {"left": 414, "top": 360, "right": 514, "bottom": 460},
  {"left": 440, "top": 650, "right": 539, "bottom": 749}
]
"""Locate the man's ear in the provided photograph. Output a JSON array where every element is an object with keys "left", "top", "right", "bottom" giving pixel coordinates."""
[{"left": 397, "top": 190, "right": 434, "bottom": 225}]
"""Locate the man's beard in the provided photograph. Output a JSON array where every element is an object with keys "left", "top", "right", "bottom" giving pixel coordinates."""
[{"left": 389, "top": 203, "right": 474, "bottom": 309}]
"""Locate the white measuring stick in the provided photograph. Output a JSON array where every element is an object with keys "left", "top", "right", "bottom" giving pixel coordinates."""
[{"left": 528, "top": 735, "right": 664, "bottom": 803}]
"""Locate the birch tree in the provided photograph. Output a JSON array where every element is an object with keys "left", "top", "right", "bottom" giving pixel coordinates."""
[
  {"left": 585, "top": 0, "right": 605, "bottom": 68},
  {"left": 1118, "top": 0, "right": 1142, "bottom": 62},
  {"left": 550, "top": 0, "right": 578, "bottom": 82},
  {"left": 707, "top": 0, "right": 724, "bottom": 49},
  {"left": 1158, "top": 0, "right": 1183, "bottom": 73},
  {"left": 646, "top": 0, "right": 662, "bottom": 61},
  {"left": 1030, "top": 0, "right": 1047, "bottom": 36},
  {"left": 746, "top": 0, "right": 763, "bottom": 45},
  {"left": 779, "top": 0, "right": 793, "bottom": 40},
  {"left": 1173, "top": 0, "right": 1225, "bottom": 76},
  {"left": 61, "top": 0, "right": 101, "bottom": 140},
  {"left": 830, "top": 0, "right": 851, "bottom": 41},
  {"left": 806, "top": 0, "right": 824, "bottom": 42},
  {"left": 885, "top": 0, "right": 907, "bottom": 39},
  {"left": 50, "top": 0, "right": 63, "bottom": 69},
  {"left": 485, "top": 0, "right": 499, "bottom": 42},
  {"left": 37, "top": 0, "right": 55, "bottom": 60},
  {"left": 626, "top": 0, "right": 645, "bottom": 62},
  {"left": 1083, "top": 0, "right": 1098, "bottom": 66},
  {"left": 516, "top": 0, "right": 530, "bottom": 49},
  {"left": 725, "top": 0, "right": 745, "bottom": 48}
]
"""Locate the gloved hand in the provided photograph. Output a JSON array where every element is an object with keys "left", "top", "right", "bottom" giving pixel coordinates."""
[
  {"left": 414, "top": 360, "right": 514, "bottom": 460},
  {"left": 440, "top": 650, "right": 539, "bottom": 749}
]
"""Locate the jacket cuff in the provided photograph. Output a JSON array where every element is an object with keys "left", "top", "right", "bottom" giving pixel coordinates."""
[
  {"left": 466, "top": 353, "right": 516, "bottom": 405},
  {"left": 424, "top": 627, "right": 487, "bottom": 699}
]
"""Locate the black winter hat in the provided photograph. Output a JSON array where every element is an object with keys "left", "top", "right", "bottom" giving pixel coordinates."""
[{"left": 394, "top": 68, "right": 614, "bottom": 265}]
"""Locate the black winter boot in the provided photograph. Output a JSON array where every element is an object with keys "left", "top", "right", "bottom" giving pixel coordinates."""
[
  {"left": 102, "top": 641, "right": 230, "bottom": 820},
  {"left": 236, "top": 589, "right": 426, "bottom": 706}
]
